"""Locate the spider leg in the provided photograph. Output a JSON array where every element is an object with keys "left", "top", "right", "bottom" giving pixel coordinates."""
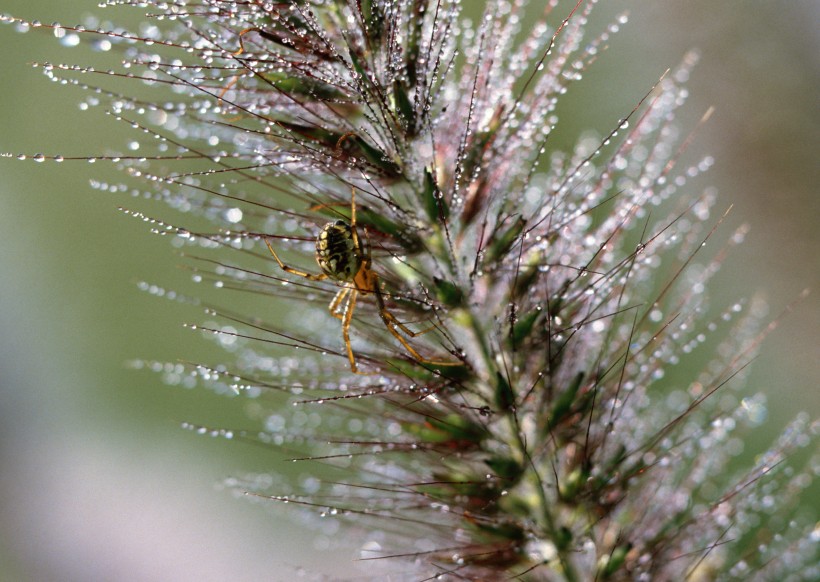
[
  {"left": 328, "top": 286, "right": 350, "bottom": 321},
  {"left": 371, "top": 282, "right": 439, "bottom": 338},
  {"left": 341, "top": 287, "right": 360, "bottom": 373},
  {"left": 372, "top": 276, "right": 460, "bottom": 367},
  {"left": 386, "top": 311, "right": 439, "bottom": 337},
  {"left": 266, "top": 239, "right": 328, "bottom": 281},
  {"left": 356, "top": 227, "right": 458, "bottom": 367},
  {"left": 234, "top": 27, "right": 262, "bottom": 56}
]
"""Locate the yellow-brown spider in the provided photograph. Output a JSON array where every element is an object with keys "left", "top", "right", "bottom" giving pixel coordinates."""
[{"left": 266, "top": 191, "right": 458, "bottom": 373}]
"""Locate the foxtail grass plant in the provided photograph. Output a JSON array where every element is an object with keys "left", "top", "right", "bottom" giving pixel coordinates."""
[{"left": 3, "top": 1, "right": 817, "bottom": 579}]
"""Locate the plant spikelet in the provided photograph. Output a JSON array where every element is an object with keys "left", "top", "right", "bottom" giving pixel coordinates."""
[{"left": 3, "top": 1, "right": 817, "bottom": 579}]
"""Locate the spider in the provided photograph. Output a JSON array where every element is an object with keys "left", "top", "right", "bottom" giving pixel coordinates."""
[{"left": 266, "top": 191, "right": 458, "bottom": 373}]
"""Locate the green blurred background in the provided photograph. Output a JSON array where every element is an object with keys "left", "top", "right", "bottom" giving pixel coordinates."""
[{"left": 0, "top": 1, "right": 817, "bottom": 580}]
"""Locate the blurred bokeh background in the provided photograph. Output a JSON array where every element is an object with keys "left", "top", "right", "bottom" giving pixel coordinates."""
[{"left": 1, "top": 1, "right": 817, "bottom": 580}]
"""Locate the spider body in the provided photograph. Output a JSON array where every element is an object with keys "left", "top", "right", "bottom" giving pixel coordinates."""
[
  {"left": 266, "top": 191, "right": 458, "bottom": 373},
  {"left": 316, "top": 220, "right": 362, "bottom": 282}
]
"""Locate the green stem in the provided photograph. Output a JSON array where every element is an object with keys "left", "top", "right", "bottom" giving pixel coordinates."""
[
  {"left": 464, "top": 306, "right": 579, "bottom": 581},
  {"left": 505, "top": 412, "right": 579, "bottom": 582}
]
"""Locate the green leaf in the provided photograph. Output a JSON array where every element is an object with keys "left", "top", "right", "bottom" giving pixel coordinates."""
[
  {"left": 346, "top": 43, "right": 367, "bottom": 80},
  {"left": 511, "top": 309, "right": 541, "bottom": 345},
  {"left": 600, "top": 544, "right": 632, "bottom": 578},
  {"left": 345, "top": 134, "right": 401, "bottom": 176},
  {"left": 558, "top": 467, "right": 588, "bottom": 501},
  {"left": 261, "top": 71, "right": 345, "bottom": 101},
  {"left": 433, "top": 277, "right": 464, "bottom": 308},
  {"left": 273, "top": 121, "right": 400, "bottom": 177},
  {"left": 554, "top": 526, "right": 573, "bottom": 551},
  {"left": 393, "top": 80, "right": 416, "bottom": 134},
  {"left": 548, "top": 371, "right": 584, "bottom": 427},
  {"left": 360, "top": 0, "right": 386, "bottom": 44},
  {"left": 486, "top": 216, "right": 525, "bottom": 265},
  {"left": 458, "top": 106, "right": 504, "bottom": 225},
  {"left": 422, "top": 168, "right": 449, "bottom": 223},
  {"left": 383, "top": 357, "right": 469, "bottom": 382},
  {"left": 471, "top": 519, "right": 526, "bottom": 544},
  {"left": 404, "top": 2, "right": 425, "bottom": 87},
  {"left": 494, "top": 372, "right": 515, "bottom": 412},
  {"left": 485, "top": 456, "right": 524, "bottom": 481},
  {"left": 512, "top": 262, "right": 540, "bottom": 299},
  {"left": 405, "top": 412, "right": 485, "bottom": 445}
]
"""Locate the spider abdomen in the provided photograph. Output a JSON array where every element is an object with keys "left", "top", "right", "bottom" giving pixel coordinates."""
[{"left": 316, "top": 220, "right": 362, "bottom": 282}]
